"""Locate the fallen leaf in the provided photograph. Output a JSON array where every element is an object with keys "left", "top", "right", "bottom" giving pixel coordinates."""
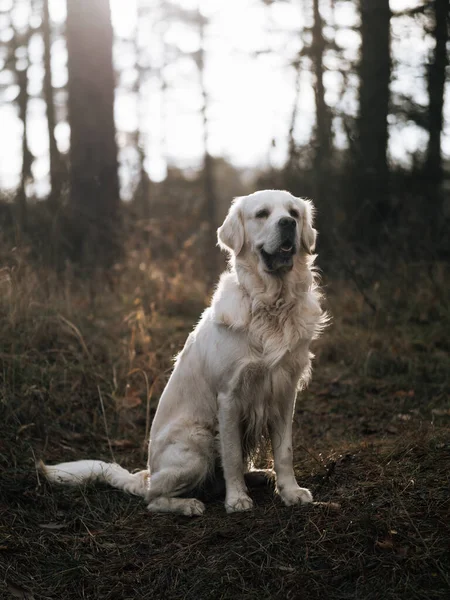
[
  {"left": 396, "top": 413, "right": 412, "bottom": 421},
  {"left": 396, "top": 546, "right": 409, "bottom": 558},
  {"left": 313, "top": 501, "right": 341, "bottom": 511},
  {"left": 6, "top": 582, "right": 35, "bottom": 599},
  {"left": 62, "top": 432, "right": 86, "bottom": 441},
  {"left": 375, "top": 538, "right": 394, "bottom": 551},
  {"left": 120, "top": 385, "right": 142, "bottom": 409},
  {"left": 431, "top": 408, "right": 450, "bottom": 417},
  {"left": 38, "top": 522, "right": 67, "bottom": 530},
  {"left": 393, "top": 390, "right": 415, "bottom": 398},
  {"left": 276, "top": 565, "right": 295, "bottom": 572},
  {"left": 16, "top": 423, "right": 35, "bottom": 435},
  {"left": 109, "top": 439, "right": 135, "bottom": 449}
]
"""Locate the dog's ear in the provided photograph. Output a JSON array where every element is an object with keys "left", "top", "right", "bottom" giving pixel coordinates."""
[
  {"left": 301, "top": 199, "right": 317, "bottom": 254},
  {"left": 217, "top": 198, "right": 244, "bottom": 255}
]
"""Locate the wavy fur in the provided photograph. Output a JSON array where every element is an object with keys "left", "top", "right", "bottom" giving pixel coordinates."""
[{"left": 42, "top": 190, "right": 327, "bottom": 516}]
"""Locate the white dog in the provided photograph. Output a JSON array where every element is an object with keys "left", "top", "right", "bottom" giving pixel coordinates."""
[{"left": 41, "top": 190, "right": 327, "bottom": 516}]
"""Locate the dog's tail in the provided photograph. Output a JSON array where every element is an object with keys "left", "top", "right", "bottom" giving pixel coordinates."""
[{"left": 38, "top": 460, "right": 149, "bottom": 498}]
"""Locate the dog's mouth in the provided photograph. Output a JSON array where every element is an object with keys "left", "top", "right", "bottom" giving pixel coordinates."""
[{"left": 260, "top": 240, "right": 296, "bottom": 273}]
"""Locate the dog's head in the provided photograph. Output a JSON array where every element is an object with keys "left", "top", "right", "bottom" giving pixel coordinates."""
[{"left": 218, "top": 190, "right": 317, "bottom": 274}]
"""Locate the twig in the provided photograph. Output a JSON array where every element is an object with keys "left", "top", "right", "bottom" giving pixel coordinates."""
[
  {"left": 30, "top": 445, "right": 41, "bottom": 487},
  {"left": 98, "top": 385, "right": 115, "bottom": 463},
  {"left": 394, "top": 489, "right": 450, "bottom": 587},
  {"left": 127, "top": 368, "right": 159, "bottom": 455},
  {"left": 330, "top": 233, "right": 378, "bottom": 313},
  {"left": 57, "top": 314, "right": 92, "bottom": 360},
  {"left": 342, "top": 262, "right": 377, "bottom": 313},
  {"left": 296, "top": 443, "right": 324, "bottom": 469}
]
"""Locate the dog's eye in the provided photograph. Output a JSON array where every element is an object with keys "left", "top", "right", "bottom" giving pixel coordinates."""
[
  {"left": 255, "top": 209, "right": 270, "bottom": 219},
  {"left": 289, "top": 208, "right": 299, "bottom": 219}
]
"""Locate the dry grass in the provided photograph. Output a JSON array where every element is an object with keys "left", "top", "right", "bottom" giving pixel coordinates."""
[{"left": 0, "top": 241, "right": 449, "bottom": 600}]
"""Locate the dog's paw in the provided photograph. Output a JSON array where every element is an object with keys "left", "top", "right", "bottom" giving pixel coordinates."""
[
  {"left": 279, "top": 485, "right": 313, "bottom": 506},
  {"left": 181, "top": 499, "right": 206, "bottom": 517},
  {"left": 147, "top": 497, "right": 205, "bottom": 517},
  {"left": 225, "top": 493, "right": 254, "bottom": 513}
]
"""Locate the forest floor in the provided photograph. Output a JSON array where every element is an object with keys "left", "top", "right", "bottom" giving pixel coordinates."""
[{"left": 0, "top": 252, "right": 449, "bottom": 600}]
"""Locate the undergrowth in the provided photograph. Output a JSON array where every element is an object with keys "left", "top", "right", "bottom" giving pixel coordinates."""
[{"left": 0, "top": 240, "right": 449, "bottom": 599}]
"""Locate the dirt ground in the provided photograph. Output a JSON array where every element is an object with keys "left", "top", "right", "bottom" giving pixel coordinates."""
[{"left": 0, "top": 261, "right": 449, "bottom": 599}]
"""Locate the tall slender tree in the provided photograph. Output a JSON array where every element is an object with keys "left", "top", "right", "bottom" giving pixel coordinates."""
[
  {"left": 355, "top": 0, "right": 391, "bottom": 245},
  {"left": 42, "top": 0, "right": 63, "bottom": 209},
  {"left": 199, "top": 45, "right": 214, "bottom": 222},
  {"left": 311, "top": 0, "right": 332, "bottom": 206},
  {"left": 196, "top": 11, "right": 218, "bottom": 279},
  {"left": 425, "top": 0, "right": 449, "bottom": 183},
  {"left": 66, "top": 0, "right": 120, "bottom": 266},
  {"left": 285, "top": 55, "right": 303, "bottom": 181},
  {"left": 13, "top": 27, "right": 33, "bottom": 231}
]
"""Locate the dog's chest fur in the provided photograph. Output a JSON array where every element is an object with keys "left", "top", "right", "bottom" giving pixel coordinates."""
[
  {"left": 239, "top": 304, "right": 313, "bottom": 393},
  {"left": 211, "top": 266, "right": 324, "bottom": 459},
  {"left": 231, "top": 303, "right": 315, "bottom": 460},
  {"left": 233, "top": 354, "right": 299, "bottom": 462}
]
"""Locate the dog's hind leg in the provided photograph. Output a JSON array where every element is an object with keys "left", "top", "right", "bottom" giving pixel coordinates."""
[{"left": 145, "top": 440, "right": 212, "bottom": 517}]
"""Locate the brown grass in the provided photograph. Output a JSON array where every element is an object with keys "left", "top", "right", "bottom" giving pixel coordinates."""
[{"left": 0, "top": 240, "right": 449, "bottom": 600}]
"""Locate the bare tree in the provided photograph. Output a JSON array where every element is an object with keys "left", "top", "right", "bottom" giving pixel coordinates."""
[
  {"left": 196, "top": 12, "right": 218, "bottom": 279},
  {"left": 66, "top": 0, "right": 120, "bottom": 266},
  {"left": 311, "top": 0, "right": 332, "bottom": 205},
  {"left": 425, "top": 0, "right": 449, "bottom": 183},
  {"left": 13, "top": 26, "right": 33, "bottom": 231},
  {"left": 284, "top": 55, "right": 303, "bottom": 183},
  {"left": 355, "top": 0, "right": 391, "bottom": 244},
  {"left": 42, "top": 0, "right": 63, "bottom": 209}
]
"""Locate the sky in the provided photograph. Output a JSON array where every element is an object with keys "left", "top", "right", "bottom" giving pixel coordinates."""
[{"left": 0, "top": 0, "right": 448, "bottom": 198}]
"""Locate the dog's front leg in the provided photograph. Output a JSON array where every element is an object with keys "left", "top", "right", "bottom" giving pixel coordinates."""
[
  {"left": 270, "top": 392, "right": 313, "bottom": 506},
  {"left": 218, "top": 393, "right": 254, "bottom": 513}
]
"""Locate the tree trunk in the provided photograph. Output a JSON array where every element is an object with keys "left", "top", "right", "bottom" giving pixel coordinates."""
[
  {"left": 311, "top": 0, "right": 332, "bottom": 207},
  {"left": 14, "top": 24, "right": 33, "bottom": 233},
  {"left": 356, "top": 0, "right": 391, "bottom": 245},
  {"left": 42, "top": 0, "right": 63, "bottom": 210},
  {"left": 17, "top": 66, "right": 32, "bottom": 232},
  {"left": 198, "top": 15, "right": 218, "bottom": 280},
  {"left": 286, "top": 57, "right": 302, "bottom": 176},
  {"left": 425, "top": 0, "right": 449, "bottom": 183},
  {"left": 133, "top": 0, "right": 151, "bottom": 231},
  {"left": 66, "top": 0, "right": 120, "bottom": 267}
]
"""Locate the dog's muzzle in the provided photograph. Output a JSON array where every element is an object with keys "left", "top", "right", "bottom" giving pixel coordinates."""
[{"left": 260, "top": 218, "right": 297, "bottom": 273}]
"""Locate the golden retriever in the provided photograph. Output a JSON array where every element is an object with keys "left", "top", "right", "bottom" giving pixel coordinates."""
[{"left": 41, "top": 190, "right": 327, "bottom": 516}]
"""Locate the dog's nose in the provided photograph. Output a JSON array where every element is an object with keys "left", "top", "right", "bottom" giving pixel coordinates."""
[{"left": 278, "top": 217, "right": 296, "bottom": 230}]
